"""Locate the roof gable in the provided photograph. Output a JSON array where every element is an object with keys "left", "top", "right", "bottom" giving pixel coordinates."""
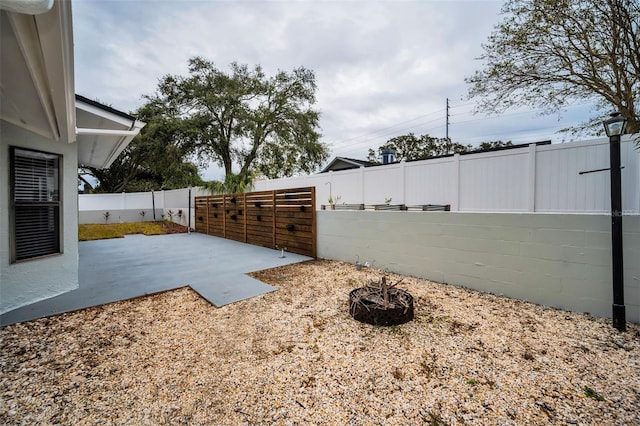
[{"left": 321, "top": 156, "right": 375, "bottom": 172}]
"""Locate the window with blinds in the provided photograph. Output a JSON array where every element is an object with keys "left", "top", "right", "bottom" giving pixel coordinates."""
[{"left": 10, "top": 147, "right": 61, "bottom": 262}]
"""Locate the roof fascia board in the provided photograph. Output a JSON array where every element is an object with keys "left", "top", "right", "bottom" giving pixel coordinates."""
[
  {"left": 5, "top": 11, "right": 60, "bottom": 140},
  {"left": 75, "top": 94, "right": 136, "bottom": 121},
  {"left": 35, "top": 0, "right": 75, "bottom": 143},
  {"left": 76, "top": 98, "right": 137, "bottom": 128},
  {"left": 76, "top": 127, "right": 142, "bottom": 136},
  {"left": 101, "top": 120, "right": 145, "bottom": 168}
]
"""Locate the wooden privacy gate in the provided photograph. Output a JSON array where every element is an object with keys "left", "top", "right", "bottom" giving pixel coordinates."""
[{"left": 194, "top": 187, "right": 316, "bottom": 258}]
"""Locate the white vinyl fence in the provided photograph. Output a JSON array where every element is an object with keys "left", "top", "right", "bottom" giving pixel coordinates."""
[
  {"left": 79, "top": 187, "right": 209, "bottom": 226},
  {"left": 254, "top": 137, "right": 640, "bottom": 214},
  {"left": 79, "top": 137, "right": 639, "bottom": 220}
]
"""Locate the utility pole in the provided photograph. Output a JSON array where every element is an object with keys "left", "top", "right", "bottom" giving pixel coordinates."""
[{"left": 446, "top": 98, "right": 450, "bottom": 140}]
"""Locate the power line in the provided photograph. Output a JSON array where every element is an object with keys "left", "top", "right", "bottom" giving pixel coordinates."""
[
  {"left": 448, "top": 100, "right": 475, "bottom": 109},
  {"left": 449, "top": 99, "right": 597, "bottom": 119},
  {"left": 329, "top": 99, "right": 599, "bottom": 158},
  {"left": 335, "top": 116, "right": 445, "bottom": 156},
  {"left": 331, "top": 108, "right": 445, "bottom": 146}
]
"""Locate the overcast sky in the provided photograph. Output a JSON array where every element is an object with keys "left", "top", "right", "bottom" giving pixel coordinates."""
[{"left": 73, "top": 0, "right": 600, "bottom": 181}]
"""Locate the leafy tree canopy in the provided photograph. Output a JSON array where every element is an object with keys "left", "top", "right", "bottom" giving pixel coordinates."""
[
  {"left": 367, "top": 133, "right": 512, "bottom": 163},
  {"left": 81, "top": 100, "right": 203, "bottom": 193},
  {"left": 151, "top": 57, "right": 329, "bottom": 179},
  {"left": 201, "top": 173, "right": 254, "bottom": 195},
  {"left": 466, "top": 0, "right": 640, "bottom": 137}
]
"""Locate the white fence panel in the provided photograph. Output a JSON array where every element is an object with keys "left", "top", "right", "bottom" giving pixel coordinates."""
[
  {"left": 253, "top": 136, "right": 639, "bottom": 214},
  {"left": 535, "top": 138, "right": 639, "bottom": 213},
  {"left": 363, "top": 164, "right": 401, "bottom": 205},
  {"left": 459, "top": 150, "right": 530, "bottom": 212},
  {"left": 163, "top": 188, "right": 190, "bottom": 207},
  {"left": 404, "top": 157, "right": 455, "bottom": 206},
  {"left": 535, "top": 141, "right": 608, "bottom": 212},
  {"left": 84, "top": 137, "right": 638, "bottom": 215},
  {"left": 312, "top": 175, "right": 332, "bottom": 206},
  {"left": 123, "top": 192, "right": 153, "bottom": 209},
  {"left": 329, "top": 169, "right": 362, "bottom": 205},
  {"left": 256, "top": 175, "right": 311, "bottom": 191},
  {"left": 79, "top": 191, "right": 156, "bottom": 211},
  {"left": 78, "top": 193, "right": 123, "bottom": 211},
  {"left": 621, "top": 139, "right": 640, "bottom": 212},
  {"left": 79, "top": 188, "right": 210, "bottom": 225}
]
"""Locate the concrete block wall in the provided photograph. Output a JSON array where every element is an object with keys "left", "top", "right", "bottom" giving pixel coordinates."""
[{"left": 317, "top": 211, "right": 640, "bottom": 323}]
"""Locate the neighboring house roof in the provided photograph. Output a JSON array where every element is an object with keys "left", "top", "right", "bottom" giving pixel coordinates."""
[
  {"left": 321, "top": 157, "right": 376, "bottom": 172},
  {"left": 0, "top": 1, "right": 145, "bottom": 169}
]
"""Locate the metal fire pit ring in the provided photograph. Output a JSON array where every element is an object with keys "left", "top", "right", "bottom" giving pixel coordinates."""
[{"left": 349, "top": 287, "right": 414, "bottom": 326}]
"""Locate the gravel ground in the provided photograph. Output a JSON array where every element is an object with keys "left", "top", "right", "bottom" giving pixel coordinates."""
[{"left": 1, "top": 260, "right": 639, "bottom": 425}]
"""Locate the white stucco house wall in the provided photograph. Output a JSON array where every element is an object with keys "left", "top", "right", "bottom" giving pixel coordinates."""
[{"left": 0, "top": 0, "right": 144, "bottom": 314}]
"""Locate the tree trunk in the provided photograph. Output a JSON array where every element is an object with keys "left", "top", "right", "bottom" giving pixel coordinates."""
[{"left": 625, "top": 118, "right": 639, "bottom": 135}]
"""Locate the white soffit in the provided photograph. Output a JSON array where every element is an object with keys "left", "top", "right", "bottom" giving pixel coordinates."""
[
  {"left": 0, "top": 0, "right": 53, "bottom": 15},
  {"left": 76, "top": 96, "right": 145, "bottom": 169},
  {"left": 0, "top": 0, "right": 75, "bottom": 142}
]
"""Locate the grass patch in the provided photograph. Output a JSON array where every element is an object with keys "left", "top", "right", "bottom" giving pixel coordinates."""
[
  {"left": 583, "top": 386, "right": 604, "bottom": 401},
  {"left": 79, "top": 221, "right": 186, "bottom": 241}
]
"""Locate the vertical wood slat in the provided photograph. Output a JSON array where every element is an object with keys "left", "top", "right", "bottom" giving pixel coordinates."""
[
  {"left": 272, "top": 190, "right": 276, "bottom": 249},
  {"left": 223, "top": 194, "right": 226, "bottom": 239},
  {"left": 206, "top": 196, "right": 209, "bottom": 235},
  {"left": 311, "top": 186, "right": 317, "bottom": 258},
  {"left": 194, "top": 187, "right": 315, "bottom": 258}
]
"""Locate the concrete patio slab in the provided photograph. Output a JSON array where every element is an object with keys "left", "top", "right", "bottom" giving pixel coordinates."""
[{"left": 1, "top": 233, "right": 311, "bottom": 326}]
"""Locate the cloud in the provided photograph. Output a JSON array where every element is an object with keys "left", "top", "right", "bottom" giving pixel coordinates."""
[{"left": 72, "top": 0, "right": 599, "bottom": 179}]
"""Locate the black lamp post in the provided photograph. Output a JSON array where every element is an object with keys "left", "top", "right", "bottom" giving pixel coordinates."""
[{"left": 602, "top": 112, "right": 627, "bottom": 332}]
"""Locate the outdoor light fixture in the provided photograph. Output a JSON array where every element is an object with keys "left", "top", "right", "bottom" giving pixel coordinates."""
[
  {"left": 602, "top": 112, "right": 627, "bottom": 332},
  {"left": 603, "top": 112, "right": 627, "bottom": 137}
]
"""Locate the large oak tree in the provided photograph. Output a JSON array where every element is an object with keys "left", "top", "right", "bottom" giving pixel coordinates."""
[
  {"left": 153, "top": 57, "right": 329, "bottom": 179},
  {"left": 466, "top": 0, "right": 640, "bottom": 136}
]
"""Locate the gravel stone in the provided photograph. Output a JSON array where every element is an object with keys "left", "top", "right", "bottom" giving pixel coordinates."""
[{"left": 1, "top": 260, "right": 639, "bottom": 425}]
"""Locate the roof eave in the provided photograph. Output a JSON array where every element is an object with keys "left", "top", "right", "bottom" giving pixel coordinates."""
[
  {"left": 5, "top": 0, "right": 76, "bottom": 142},
  {"left": 100, "top": 120, "right": 146, "bottom": 168},
  {"left": 37, "top": 0, "right": 76, "bottom": 143},
  {"left": 75, "top": 96, "right": 146, "bottom": 168}
]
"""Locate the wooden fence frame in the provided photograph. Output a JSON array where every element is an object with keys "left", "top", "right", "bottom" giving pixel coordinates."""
[{"left": 194, "top": 187, "right": 316, "bottom": 258}]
